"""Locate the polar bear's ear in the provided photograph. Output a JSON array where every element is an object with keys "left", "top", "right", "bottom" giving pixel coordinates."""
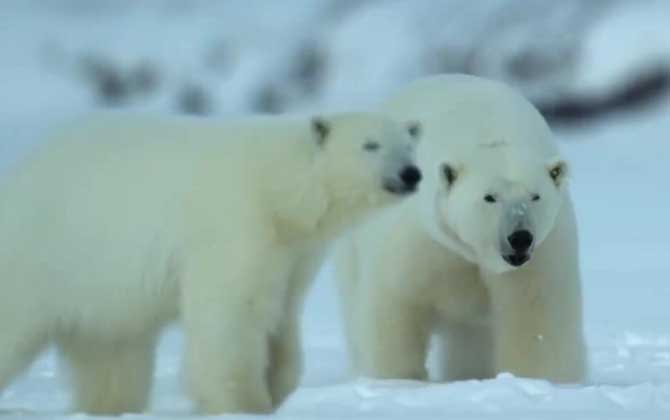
[
  {"left": 311, "top": 117, "right": 330, "bottom": 147},
  {"left": 406, "top": 120, "right": 421, "bottom": 141},
  {"left": 547, "top": 158, "right": 568, "bottom": 187},
  {"left": 441, "top": 163, "right": 458, "bottom": 188}
]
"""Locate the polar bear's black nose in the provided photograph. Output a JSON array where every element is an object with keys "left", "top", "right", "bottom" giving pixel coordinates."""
[
  {"left": 507, "top": 230, "right": 533, "bottom": 253},
  {"left": 400, "top": 165, "right": 422, "bottom": 189}
]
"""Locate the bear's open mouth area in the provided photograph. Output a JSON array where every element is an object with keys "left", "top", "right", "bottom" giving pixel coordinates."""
[
  {"left": 503, "top": 252, "right": 531, "bottom": 267},
  {"left": 382, "top": 180, "right": 416, "bottom": 195}
]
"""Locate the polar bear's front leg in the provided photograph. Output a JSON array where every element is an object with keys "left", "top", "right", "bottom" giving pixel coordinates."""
[
  {"left": 486, "top": 273, "right": 586, "bottom": 383},
  {"left": 484, "top": 209, "right": 586, "bottom": 383},
  {"left": 57, "top": 332, "right": 158, "bottom": 415},
  {"left": 357, "top": 286, "right": 431, "bottom": 380},
  {"left": 267, "top": 250, "right": 324, "bottom": 407},
  {"left": 181, "top": 245, "right": 289, "bottom": 414},
  {"left": 267, "top": 323, "right": 300, "bottom": 408},
  {"left": 438, "top": 322, "right": 494, "bottom": 381}
]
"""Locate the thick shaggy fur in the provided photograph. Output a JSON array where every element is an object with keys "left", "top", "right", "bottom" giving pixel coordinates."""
[
  {"left": 0, "top": 112, "right": 419, "bottom": 414},
  {"left": 336, "top": 75, "right": 586, "bottom": 384}
]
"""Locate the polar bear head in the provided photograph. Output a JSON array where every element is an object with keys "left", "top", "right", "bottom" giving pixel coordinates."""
[
  {"left": 429, "top": 147, "right": 568, "bottom": 274},
  {"left": 384, "top": 75, "right": 569, "bottom": 273},
  {"left": 310, "top": 112, "right": 422, "bottom": 206}
]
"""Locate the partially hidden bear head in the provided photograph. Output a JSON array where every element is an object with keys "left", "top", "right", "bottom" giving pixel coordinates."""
[{"left": 309, "top": 113, "right": 423, "bottom": 205}]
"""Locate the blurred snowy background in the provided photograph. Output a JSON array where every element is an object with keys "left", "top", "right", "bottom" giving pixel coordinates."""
[{"left": 1, "top": 0, "right": 669, "bottom": 418}]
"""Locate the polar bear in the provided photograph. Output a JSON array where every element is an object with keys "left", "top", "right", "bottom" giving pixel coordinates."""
[
  {"left": 0, "top": 112, "right": 422, "bottom": 415},
  {"left": 335, "top": 74, "right": 586, "bottom": 384}
]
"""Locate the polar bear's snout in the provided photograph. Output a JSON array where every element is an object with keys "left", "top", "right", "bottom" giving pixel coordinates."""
[
  {"left": 499, "top": 200, "right": 537, "bottom": 268},
  {"left": 507, "top": 229, "right": 533, "bottom": 253},
  {"left": 400, "top": 165, "right": 422, "bottom": 188},
  {"left": 503, "top": 229, "right": 534, "bottom": 267},
  {"left": 383, "top": 164, "right": 422, "bottom": 195}
]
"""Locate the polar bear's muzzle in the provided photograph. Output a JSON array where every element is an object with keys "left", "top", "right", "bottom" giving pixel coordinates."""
[
  {"left": 501, "top": 229, "right": 534, "bottom": 267},
  {"left": 500, "top": 202, "right": 535, "bottom": 268},
  {"left": 503, "top": 249, "right": 531, "bottom": 267},
  {"left": 383, "top": 164, "right": 422, "bottom": 195}
]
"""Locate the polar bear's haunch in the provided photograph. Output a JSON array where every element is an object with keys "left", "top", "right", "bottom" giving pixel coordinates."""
[
  {"left": 336, "top": 74, "right": 586, "bottom": 384},
  {"left": 0, "top": 112, "right": 421, "bottom": 414}
]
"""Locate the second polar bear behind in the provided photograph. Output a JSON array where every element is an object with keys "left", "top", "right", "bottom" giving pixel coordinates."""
[{"left": 335, "top": 74, "right": 586, "bottom": 383}]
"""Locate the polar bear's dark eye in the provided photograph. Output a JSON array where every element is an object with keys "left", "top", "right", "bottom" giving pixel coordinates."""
[
  {"left": 363, "top": 141, "right": 380, "bottom": 151},
  {"left": 531, "top": 193, "right": 541, "bottom": 202},
  {"left": 484, "top": 194, "right": 497, "bottom": 203}
]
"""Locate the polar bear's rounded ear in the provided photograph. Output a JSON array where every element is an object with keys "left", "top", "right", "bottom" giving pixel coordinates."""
[
  {"left": 406, "top": 120, "right": 421, "bottom": 141},
  {"left": 547, "top": 158, "right": 568, "bottom": 187},
  {"left": 441, "top": 163, "right": 458, "bottom": 188},
  {"left": 311, "top": 116, "right": 330, "bottom": 147}
]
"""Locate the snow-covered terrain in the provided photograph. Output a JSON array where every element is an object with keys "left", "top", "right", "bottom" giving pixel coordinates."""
[{"left": 1, "top": 1, "right": 669, "bottom": 419}]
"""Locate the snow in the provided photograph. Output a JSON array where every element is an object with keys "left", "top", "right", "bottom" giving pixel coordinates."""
[
  {"left": 1, "top": 1, "right": 669, "bottom": 419},
  {"left": 574, "top": 0, "right": 670, "bottom": 96}
]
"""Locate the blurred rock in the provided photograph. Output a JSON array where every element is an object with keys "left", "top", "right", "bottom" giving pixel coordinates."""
[
  {"left": 176, "top": 83, "right": 213, "bottom": 115},
  {"left": 251, "top": 83, "right": 286, "bottom": 114},
  {"left": 290, "top": 41, "right": 328, "bottom": 96},
  {"left": 129, "top": 60, "right": 160, "bottom": 95},
  {"left": 79, "top": 54, "right": 130, "bottom": 106},
  {"left": 538, "top": 65, "right": 670, "bottom": 127},
  {"left": 79, "top": 54, "right": 160, "bottom": 106}
]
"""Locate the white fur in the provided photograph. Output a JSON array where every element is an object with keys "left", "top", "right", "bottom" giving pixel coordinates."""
[
  {"left": 0, "top": 112, "right": 419, "bottom": 414},
  {"left": 336, "top": 75, "right": 586, "bottom": 384}
]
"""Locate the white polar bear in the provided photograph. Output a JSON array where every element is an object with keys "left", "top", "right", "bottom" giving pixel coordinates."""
[
  {"left": 336, "top": 74, "right": 586, "bottom": 384},
  {"left": 0, "top": 112, "right": 422, "bottom": 415}
]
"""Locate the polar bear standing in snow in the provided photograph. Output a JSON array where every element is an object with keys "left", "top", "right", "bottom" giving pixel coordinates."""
[
  {"left": 0, "top": 112, "right": 421, "bottom": 414},
  {"left": 336, "top": 75, "right": 586, "bottom": 384}
]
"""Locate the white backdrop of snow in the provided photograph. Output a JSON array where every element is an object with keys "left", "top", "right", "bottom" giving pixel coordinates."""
[{"left": 0, "top": 1, "right": 669, "bottom": 419}]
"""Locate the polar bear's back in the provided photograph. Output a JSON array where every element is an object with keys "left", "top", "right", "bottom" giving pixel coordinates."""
[
  {"left": 0, "top": 115, "right": 215, "bottom": 329},
  {"left": 0, "top": 114, "right": 207, "bottom": 248},
  {"left": 0, "top": 113, "right": 311, "bottom": 333},
  {"left": 0, "top": 113, "right": 312, "bottom": 217}
]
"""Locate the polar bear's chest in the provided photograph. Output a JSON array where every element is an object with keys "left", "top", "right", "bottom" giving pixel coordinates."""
[{"left": 426, "top": 270, "right": 491, "bottom": 325}]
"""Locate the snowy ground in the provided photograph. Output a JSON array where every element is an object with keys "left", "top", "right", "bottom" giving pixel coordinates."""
[{"left": 1, "top": 1, "right": 670, "bottom": 419}]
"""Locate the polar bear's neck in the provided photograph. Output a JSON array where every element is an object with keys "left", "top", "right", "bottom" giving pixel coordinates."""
[
  {"left": 260, "top": 153, "right": 383, "bottom": 244},
  {"left": 416, "top": 191, "right": 478, "bottom": 264},
  {"left": 314, "top": 177, "right": 386, "bottom": 241}
]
